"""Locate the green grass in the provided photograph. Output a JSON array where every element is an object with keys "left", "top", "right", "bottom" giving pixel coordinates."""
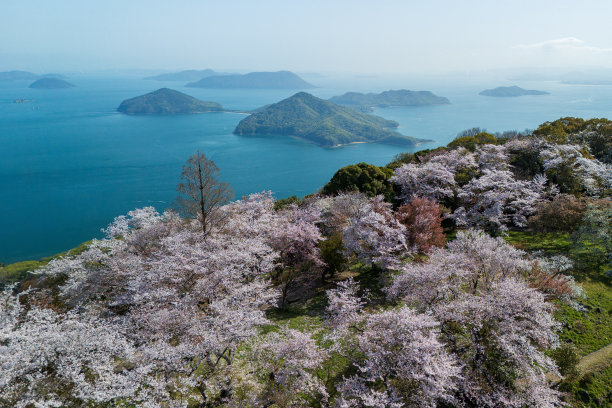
[
  {"left": 0, "top": 240, "right": 92, "bottom": 288},
  {"left": 504, "top": 230, "right": 572, "bottom": 254},
  {"left": 504, "top": 230, "right": 612, "bottom": 407},
  {"left": 555, "top": 281, "right": 612, "bottom": 356}
]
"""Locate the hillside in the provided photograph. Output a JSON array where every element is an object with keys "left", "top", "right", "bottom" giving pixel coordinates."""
[
  {"left": 144, "top": 69, "right": 219, "bottom": 81},
  {"left": 479, "top": 85, "right": 549, "bottom": 97},
  {"left": 29, "top": 78, "right": 75, "bottom": 89},
  {"left": 234, "top": 92, "right": 426, "bottom": 147},
  {"left": 117, "top": 88, "right": 223, "bottom": 115},
  {"left": 186, "top": 70, "right": 314, "bottom": 89},
  {"left": 329, "top": 89, "right": 450, "bottom": 108}
]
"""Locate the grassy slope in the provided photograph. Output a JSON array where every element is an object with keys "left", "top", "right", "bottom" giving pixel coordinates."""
[
  {"left": 505, "top": 231, "right": 612, "bottom": 407},
  {"left": 0, "top": 241, "right": 91, "bottom": 288}
]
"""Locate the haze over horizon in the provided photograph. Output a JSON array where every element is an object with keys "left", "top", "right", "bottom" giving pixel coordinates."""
[{"left": 2, "top": 0, "right": 612, "bottom": 76}]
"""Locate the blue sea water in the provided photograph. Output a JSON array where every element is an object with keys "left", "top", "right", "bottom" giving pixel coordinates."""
[{"left": 1, "top": 74, "right": 611, "bottom": 263}]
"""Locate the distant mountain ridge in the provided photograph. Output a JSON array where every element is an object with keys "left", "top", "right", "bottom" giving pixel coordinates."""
[
  {"left": 479, "top": 86, "right": 549, "bottom": 97},
  {"left": 144, "top": 69, "right": 221, "bottom": 81},
  {"left": 329, "top": 89, "right": 450, "bottom": 109},
  {"left": 117, "top": 88, "right": 223, "bottom": 115},
  {"left": 186, "top": 71, "right": 315, "bottom": 89},
  {"left": 234, "top": 92, "right": 427, "bottom": 147}
]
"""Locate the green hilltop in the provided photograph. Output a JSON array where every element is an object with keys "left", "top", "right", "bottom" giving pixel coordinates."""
[
  {"left": 117, "top": 88, "right": 223, "bottom": 115},
  {"left": 234, "top": 92, "right": 428, "bottom": 147}
]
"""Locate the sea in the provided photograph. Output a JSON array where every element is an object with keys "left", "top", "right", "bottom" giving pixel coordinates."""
[{"left": 1, "top": 73, "right": 611, "bottom": 264}]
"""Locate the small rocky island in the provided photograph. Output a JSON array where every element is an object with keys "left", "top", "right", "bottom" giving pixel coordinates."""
[
  {"left": 329, "top": 89, "right": 450, "bottom": 110},
  {"left": 117, "top": 88, "right": 223, "bottom": 115},
  {"left": 234, "top": 92, "right": 428, "bottom": 147},
  {"left": 29, "top": 78, "right": 75, "bottom": 89},
  {"left": 186, "top": 70, "right": 314, "bottom": 89},
  {"left": 144, "top": 69, "right": 219, "bottom": 81},
  {"left": 479, "top": 86, "right": 549, "bottom": 97}
]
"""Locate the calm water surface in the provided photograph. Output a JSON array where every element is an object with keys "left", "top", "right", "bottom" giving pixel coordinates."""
[{"left": 1, "top": 75, "right": 611, "bottom": 263}]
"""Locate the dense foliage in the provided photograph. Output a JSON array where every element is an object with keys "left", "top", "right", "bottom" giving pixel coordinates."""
[{"left": 321, "top": 162, "right": 395, "bottom": 201}]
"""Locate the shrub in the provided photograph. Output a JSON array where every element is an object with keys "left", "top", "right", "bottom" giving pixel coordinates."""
[
  {"left": 528, "top": 195, "right": 587, "bottom": 233},
  {"left": 447, "top": 132, "right": 497, "bottom": 151},
  {"left": 318, "top": 232, "right": 346, "bottom": 281},
  {"left": 321, "top": 162, "right": 394, "bottom": 202}
]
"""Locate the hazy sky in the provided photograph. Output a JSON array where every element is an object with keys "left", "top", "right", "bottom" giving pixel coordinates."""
[{"left": 2, "top": 0, "right": 612, "bottom": 74}]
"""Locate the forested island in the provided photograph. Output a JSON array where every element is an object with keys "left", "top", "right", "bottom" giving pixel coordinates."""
[
  {"left": 144, "top": 69, "right": 220, "bottom": 81},
  {"left": 1, "top": 116, "right": 610, "bottom": 407},
  {"left": 186, "top": 70, "right": 315, "bottom": 89},
  {"left": 29, "top": 78, "right": 75, "bottom": 89},
  {"left": 479, "top": 85, "right": 549, "bottom": 97},
  {"left": 117, "top": 88, "right": 224, "bottom": 115},
  {"left": 234, "top": 92, "right": 426, "bottom": 147},
  {"left": 329, "top": 89, "right": 450, "bottom": 110}
]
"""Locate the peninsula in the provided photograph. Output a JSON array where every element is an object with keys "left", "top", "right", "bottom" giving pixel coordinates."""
[
  {"left": 234, "top": 92, "right": 427, "bottom": 147},
  {"left": 329, "top": 89, "right": 450, "bottom": 110},
  {"left": 479, "top": 86, "right": 549, "bottom": 97},
  {"left": 29, "top": 78, "right": 75, "bottom": 89},
  {"left": 145, "top": 69, "right": 220, "bottom": 81},
  {"left": 186, "top": 70, "right": 314, "bottom": 89},
  {"left": 117, "top": 88, "right": 223, "bottom": 115}
]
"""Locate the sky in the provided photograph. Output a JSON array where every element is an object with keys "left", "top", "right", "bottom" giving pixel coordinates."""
[{"left": 2, "top": 0, "right": 612, "bottom": 75}]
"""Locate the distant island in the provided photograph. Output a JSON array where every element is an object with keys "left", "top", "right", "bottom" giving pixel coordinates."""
[
  {"left": 0, "top": 71, "right": 66, "bottom": 81},
  {"left": 29, "top": 78, "right": 75, "bottom": 89},
  {"left": 186, "top": 71, "right": 314, "bottom": 89},
  {"left": 144, "top": 69, "right": 220, "bottom": 82},
  {"left": 479, "top": 86, "right": 549, "bottom": 97},
  {"left": 329, "top": 89, "right": 450, "bottom": 110},
  {"left": 117, "top": 88, "right": 223, "bottom": 115},
  {"left": 561, "top": 79, "right": 612, "bottom": 85},
  {"left": 0, "top": 71, "right": 40, "bottom": 81},
  {"left": 234, "top": 92, "right": 428, "bottom": 147}
]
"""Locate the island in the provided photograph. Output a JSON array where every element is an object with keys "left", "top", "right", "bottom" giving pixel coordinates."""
[
  {"left": 186, "top": 70, "right": 314, "bottom": 89},
  {"left": 29, "top": 78, "right": 75, "bottom": 89},
  {"left": 233, "top": 92, "right": 428, "bottom": 147},
  {"left": 117, "top": 88, "right": 223, "bottom": 115},
  {"left": 329, "top": 89, "right": 450, "bottom": 110},
  {"left": 0, "top": 70, "right": 40, "bottom": 81},
  {"left": 144, "top": 69, "right": 220, "bottom": 81},
  {"left": 479, "top": 86, "right": 549, "bottom": 97}
]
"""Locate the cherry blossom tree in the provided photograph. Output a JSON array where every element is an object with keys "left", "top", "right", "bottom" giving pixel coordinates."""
[
  {"left": 342, "top": 195, "right": 409, "bottom": 269},
  {"left": 335, "top": 306, "right": 460, "bottom": 408},
  {"left": 232, "top": 328, "right": 329, "bottom": 407},
  {"left": 452, "top": 169, "right": 547, "bottom": 232},
  {"left": 0, "top": 289, "right": 153, "bottom": 407},
  {"left": 387, "top": 230, "right": 563, "bottom": 407},
  {"left": 396, "top": 197, "right": 446, "bottom": 253}
]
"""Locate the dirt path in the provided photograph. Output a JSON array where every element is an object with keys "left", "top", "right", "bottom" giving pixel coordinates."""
[{"left": 577, "top": 342, "right": 612, "bottom": 375}]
